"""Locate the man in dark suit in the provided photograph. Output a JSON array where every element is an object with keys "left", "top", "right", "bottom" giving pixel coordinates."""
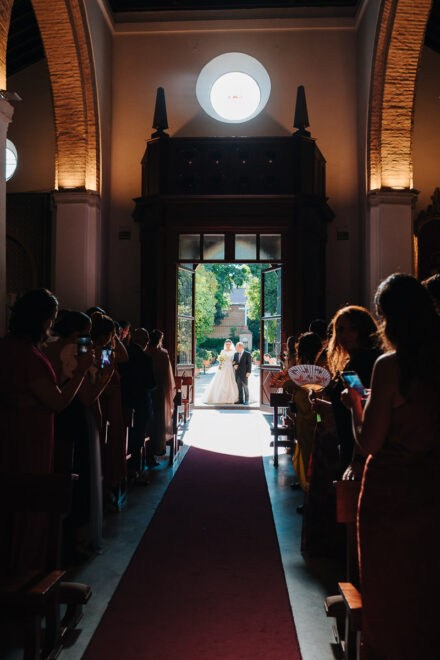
[
  {"left": 119, "top": 328, "right": 156, "bottom": 473},
  {"left": 233, "top": 342, "right": 252, "bottom": 404}
]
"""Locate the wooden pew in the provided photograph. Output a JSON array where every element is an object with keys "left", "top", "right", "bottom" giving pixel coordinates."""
[
  {"left": 269, "top": 392, "right": 296, "bottom": 467},
  {"left": 0, "top": 473, "right": 74, "bottom": 659},
  {"left": 324, "top": 480, "right": 362, "bottom": 660},
  {"left": 174, "top": 376, "right": 193, "bottom": 424},
  {"left": 168, "top": 391, "right": 183, "bottom": 466}
]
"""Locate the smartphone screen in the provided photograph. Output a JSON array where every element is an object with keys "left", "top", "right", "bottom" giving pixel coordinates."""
[
  {"left": 100, "top": 347, "right": 112, "bottom": 369},
  {"left": 341, "top": 371, "right": 367, "bottom": 397},
  {"left": 77, "top": 336, "right": 91, "bottom": 355}
]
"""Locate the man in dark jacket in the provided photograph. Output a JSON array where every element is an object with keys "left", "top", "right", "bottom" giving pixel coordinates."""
[
  {"left": 233, "top": 342, "right": 252, "bottom": 404},
  {"left": 119, "top": 328, "right": 156, "bottom": 474}
]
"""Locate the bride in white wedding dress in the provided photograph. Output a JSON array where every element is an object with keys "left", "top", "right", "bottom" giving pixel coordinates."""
[{"left": 203, "top": 339, "right": 239, "bottom": 404}]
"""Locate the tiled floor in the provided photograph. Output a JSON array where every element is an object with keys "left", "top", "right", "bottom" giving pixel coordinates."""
[{"left": 2, "top": 410, "right": 341, "bottom": 659}]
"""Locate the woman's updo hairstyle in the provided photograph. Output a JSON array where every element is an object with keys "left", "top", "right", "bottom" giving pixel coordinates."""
[
  {"left": 149, "top": 329, "right": 164, "bottom": 348},
  {"left": 296, "top": 332, "right": 322, "bottom": 365},
  {"left": 375, "top": 273, "right": 440, "bottom": 394},
  {"left": 9, "top": 288, "right": 58, "bottom": 344},
  {"left": 53, "top": 310, "right": 90, "bottom": 338},
  {"left": 90, "top": 312, "right": 115, "bottom": 342}
]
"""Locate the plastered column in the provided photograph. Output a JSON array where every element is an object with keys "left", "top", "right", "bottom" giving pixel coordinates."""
[
  {"left": 52, "top": 190, "right": 101, "bottom": 311},
  {"left": 0, "top": 97, "right": 14, "bottom": 334},
  {"left": 366, "top": 189, "right": 417, "bottom": 307}
]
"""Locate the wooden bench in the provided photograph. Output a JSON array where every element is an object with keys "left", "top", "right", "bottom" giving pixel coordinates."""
[
  {"left": 0, "top": 473, "right": 75, "bottom": 659},
  {"left": 324, "top": 480, "right": 362, "bottom": 660},
  {"left": 175, "top": 376, "right": 193, "bottom": 424},
  {"left": 269, "top": 392, "right": 296, "bottom": 467}
]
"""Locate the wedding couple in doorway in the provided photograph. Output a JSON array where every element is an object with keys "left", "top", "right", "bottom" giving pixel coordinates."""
[{"left": 204, "top": 340, "right": 253, "bottom": 405}]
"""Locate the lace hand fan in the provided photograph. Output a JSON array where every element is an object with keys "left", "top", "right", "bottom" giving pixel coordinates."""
[{"left": 288, "top": 364, "right": 331, "bottom": 392}]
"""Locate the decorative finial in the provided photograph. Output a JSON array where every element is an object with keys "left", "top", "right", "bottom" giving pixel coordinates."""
[
  {"left": 293, "top": 85, "right": 310, "bottom": 136},
  {"left": 152, "top": 87, "right": 169, "bottom": 138}
]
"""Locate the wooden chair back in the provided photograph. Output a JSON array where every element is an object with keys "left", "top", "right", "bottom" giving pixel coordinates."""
[{"left": 335, "top": 480, "right": 361, "bottom": 588}]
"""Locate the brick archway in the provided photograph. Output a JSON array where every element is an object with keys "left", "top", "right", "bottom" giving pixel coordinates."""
[
  {"left": 368, "top": 0, "right": 433, "bottom": 191},
  {"left": 0, "top": 0, "right": 99, "bottom": 192}
]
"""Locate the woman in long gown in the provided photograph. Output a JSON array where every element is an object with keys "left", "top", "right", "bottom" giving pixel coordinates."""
[
  {"left": 342, "top": 274, "right": 440, "bottom": 660},
  {"left": 203, "top": 340, "right": 239, "bottom": 404}
]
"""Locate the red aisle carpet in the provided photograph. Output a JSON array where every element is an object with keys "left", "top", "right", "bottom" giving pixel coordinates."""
[{"left": 84, "top": 447, "right": 301, "bottom": 659}]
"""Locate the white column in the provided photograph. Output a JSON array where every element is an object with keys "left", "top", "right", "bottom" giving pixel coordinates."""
[
  {"left": 52, "top": 190, "right": 102, "bottom": 311},
  {"left": 0, "top": 98, "right": 14, "bottom": 334},
  {"left": 366, "top": 189, "right": 417, "bottom": 307}
]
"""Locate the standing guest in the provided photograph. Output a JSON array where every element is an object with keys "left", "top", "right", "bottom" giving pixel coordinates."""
[
  {"left": 146, "top": 330, "right": 176, "bottom": 461},
  {"left": 279, "top": 335, "right": 296, "bottom": 370},
  {"left": 342, "top": 274, "right": 440, "bottom": 660},
  {"left": 0, "top": 290, "right": 93, "bottom": 571},
  {"left": 119, "top": 328, "right": 156, "bottom": 476},
  {"left": 326, "top": 305, "right": 380, "bottom": 473},
  {"left": 292, "top": 332, "right": 322, "bottom": 494},
  {"left": 44, "top": 310, "right": 92, "bottom": 474},
  {"left": 87, "top": 312, "right": 117, "bottom": 550},
  {"left": 308, "top": 318, "right": 327, "bottom": 341},
  {"left": 423, "top": 272, "right": 440, "bottom": 315},
  {"left": 118, "top": 320, "right": 132, "bottom": 347}
]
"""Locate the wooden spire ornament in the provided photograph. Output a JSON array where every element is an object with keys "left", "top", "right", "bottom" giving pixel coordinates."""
[
  {"left": 152, "top": 87, "right": 169, "bottom": 138},
  {"left": 293, "top": 85, "right": 310, "bottom": 137}
]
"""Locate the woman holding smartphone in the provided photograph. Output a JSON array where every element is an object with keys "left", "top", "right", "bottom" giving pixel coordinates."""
[
  {"left": 342, "top": 274, "right": 440, "bottom": 659},
  {"left": 0, "top": 290, "right": 93, "bottom": 571}
]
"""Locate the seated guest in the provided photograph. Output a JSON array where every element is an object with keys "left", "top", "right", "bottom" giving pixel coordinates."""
[
  {"left": 0, "top": 290, "right": 93, "bottom": 571},
  {"left": 146, "top": 330, "right": 176, "bottom": 460},
  {"left": 119, "top": 328, "right": 156, "bottom": 473},
  {"left": 342, "top": 274, "right": 440, "bottom": 660}
]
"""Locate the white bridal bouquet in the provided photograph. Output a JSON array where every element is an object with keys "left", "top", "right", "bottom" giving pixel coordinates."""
[{"left": 218, "top": 354, "right": 226, "bottom": 370}]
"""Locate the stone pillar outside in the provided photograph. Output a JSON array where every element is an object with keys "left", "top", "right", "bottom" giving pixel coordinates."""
[
  {"left": 0, "top": 97, "right": 14, "bottom": 334},
  {"left": 52, "top": 190, "right": 102, "bottom": 311},
  {"left": 366, "top": 189, "right": 417, "bottom": 308}
]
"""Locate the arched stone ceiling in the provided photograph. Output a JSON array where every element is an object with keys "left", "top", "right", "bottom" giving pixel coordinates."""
[
  {"left": 0, "top": 0, "right": 99, "bottom": 191},
  {"left": 368, "top": 0, "right": 433, "bottom": 191}
]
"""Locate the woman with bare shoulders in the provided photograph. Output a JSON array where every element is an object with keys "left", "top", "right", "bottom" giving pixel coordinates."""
[{"left": 342, "top": 274, "right": 440, "bottom": 659}]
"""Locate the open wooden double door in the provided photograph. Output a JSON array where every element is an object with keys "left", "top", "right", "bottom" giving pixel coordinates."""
[{"left": 177, "top": 262, "right": 282, "bottom": 407}]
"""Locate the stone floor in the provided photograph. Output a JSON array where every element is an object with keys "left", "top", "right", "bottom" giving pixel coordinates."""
[{"left": 2, "top": 409, "right": 342, "bottom": 659}]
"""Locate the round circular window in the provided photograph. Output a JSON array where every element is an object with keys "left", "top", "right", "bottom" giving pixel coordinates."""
[
  {"left": 196, "top": 53, "right": 271, "bottom": 124},
  {"left": 6, "top": 139, "right": 17, "bottom": 181}
]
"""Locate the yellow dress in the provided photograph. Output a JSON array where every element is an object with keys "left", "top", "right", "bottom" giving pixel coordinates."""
[{"left": 292, "top": 388, "right": 317, "bottom": 491}]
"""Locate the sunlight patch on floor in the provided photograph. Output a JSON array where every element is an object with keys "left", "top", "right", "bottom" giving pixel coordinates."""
[{"left": 184, "top": 409, "right": 274, "bottom": 457}]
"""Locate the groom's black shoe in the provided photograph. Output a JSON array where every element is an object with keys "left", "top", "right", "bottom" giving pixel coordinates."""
[{"left": 235, "top": 401, "right": 243, "bottom": 404}]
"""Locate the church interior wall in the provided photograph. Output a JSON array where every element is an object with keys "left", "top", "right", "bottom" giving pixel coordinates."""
[
  {"left": 6, "top": 58, "right": 55, "bottom": 193},
  {"left": 84, "top": 0, "right": 114, "bottom": 309},
  {"left": 413, "top": 45, "right": 440, "bottom": 215},
  {"left": 108, "top": 22, "right": 360, "bottom": 325}
]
